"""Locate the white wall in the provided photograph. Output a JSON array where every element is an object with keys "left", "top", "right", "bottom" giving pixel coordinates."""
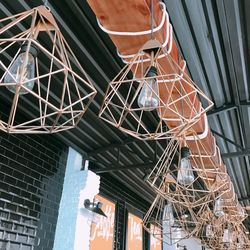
[
  {"left": 162, "top": 225, "right": 203, "bottom": 250},
  {"left": 178, "top": 237, "right": 203, "bottom": 250},
  {"left": 53, "top": 148, "right": 100, "bottom": 250},
  {"left": 163, "top": 237, "right": 203, "bottom": 250}
]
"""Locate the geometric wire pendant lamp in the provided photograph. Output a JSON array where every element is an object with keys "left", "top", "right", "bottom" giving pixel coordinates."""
[
  {"left": 197, "top": 206, "right": 249, "bottom": 249},
  {"left": 215, "top": 192, "right": 248, "bottom": 223},
  {"left": 146, "top": 131, "right": 229, "bottom": 208},
  {"left": 202, "top": 220, "right": 250, "bottom": 250},
  {"left": 143, "top": 193, "right": 202, "bottom": 245},
  {"left": 198, "top": 214, "right": 230, "bottom": 249},
  {"left": 99, "top": 39, "right": 213, "bottom": 140},
  {"left": 0, "top": 6, "right": 96, "bottom": 133}
]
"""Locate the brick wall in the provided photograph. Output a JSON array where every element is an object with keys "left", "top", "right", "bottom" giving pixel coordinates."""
[{"left": 0, "top": 132, "right": 68, "bottom": 250}]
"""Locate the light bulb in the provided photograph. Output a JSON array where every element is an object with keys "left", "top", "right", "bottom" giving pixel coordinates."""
[
  {"left": 177, "top": 147, "right": 194, "bottom": 186},
  {"left": 206, "top": 224, "right": 214, "bottom": 238},
  {"left": 137, "top": 66, "right": 159, "bottom": 111},
  {"left": 4, "top": 43, "right": 38, "bottom": 95},
  {"left": 214, "top": 197, "right": 224, "bottom": 217},
  {"left": 162, "top": 202, "right": 175, "bottom": 227},
  {"left": 222, "top": 228, "right": 231, "bottom": 243},
  {"left": 237, "top": 206, "right": 245, "bottom": 217},
  {"left": 237, "top": 235, "right": 245, "bottom": 248}
]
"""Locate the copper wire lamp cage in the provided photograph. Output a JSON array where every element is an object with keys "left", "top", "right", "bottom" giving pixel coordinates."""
[
  {"left": 0, "top": 6, "right": 96, "bottom": 133},
  {"left": 99, "top": 39, "right": 213, "bottom": 140},
  {"left": 217, "top": 195, "right": 248, "bottom": 223},
  {"left": 195, "top": 201, "right": 249, "bottom": 249},
  {"left": 143, "top": 193, "right": 202, "bottom": 245},
  {"left": 146, "top": 131, "right": 229, "bottom": 208},
  {"left": 210, "top": 181, "right": 247, "bottom": 221},
  {"left": 202, "top": 220, "right": 250, "bottom": 250}
]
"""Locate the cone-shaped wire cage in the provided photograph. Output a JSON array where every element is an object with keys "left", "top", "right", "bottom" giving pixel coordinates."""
[
  {"left": 146, "top": 131, "right": 229, "bottom": 208},
  {"left": 99, "top": 39, "right": 213, "bottom": 140},
  {"left": 0, "top": 6, "right": 96, "bottom": 133},
  {"left": 143, "top": 193, "right": 202, "bottom": 245}
]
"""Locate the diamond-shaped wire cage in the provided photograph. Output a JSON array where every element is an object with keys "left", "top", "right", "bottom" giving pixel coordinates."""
[
  {"left": 143, "top": 193, "right": 202, "bottom": 245},
  {"left": 99, "top": 39, "right": 213, "bottom": 140},
  {"left": 0, "top": 6, "right": 96, "bottom": 133},
  {"left": 146, "top": 130, "right": 229, "bottom": 208}
]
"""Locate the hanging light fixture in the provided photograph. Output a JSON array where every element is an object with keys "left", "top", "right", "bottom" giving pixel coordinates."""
[
  {"left": 137, "top": 66, "right": 159, "bottom": 111},
  {"left": 99, "top": 39, "right": 213, "bottom": 140},
  {"left": 197, "top": 210, "right": 222, "bottom": 249},
  {"left": 214, "top": 197, "right": 225, "bottom": 217},
  {"left": 177, "top": 146, "right": 194, "bottom": 186},
  {"left": 84, "top": 199, "right": 107, "bottom": 224},
  {"left": 137, "top": 0, "right": 159, "bottom": 112},
  {"left": 98, "top": 1, "right": 213, "bottom": 140},
  {"left": 196, "top": 204, "right": 250, "bottom": 250},
  {"left": 162, "top": 201, "right": 175, "bottom": 227},
  {"left": 84, "top": 199, "right": 107, "bottom": 217},
  {"left": 146, "top": 131, "right": 229, "bottom": 208},
  {"left": 237, "top": 234, "right": 245, "bottom": 248},
  {"left": 202, "top": 220, "right": 250, "bottom": 249},
  {"left": 143, "top": 194, "right": 201, "bottom": 245},
  {"left": 4, "top": 42, "right": 39, "bottom": 95},
  {"left": 0, "top": 4, "right": 96, "bottom": 133},
  {"left": 222, "top": 227, "right": 231, "bottom": 244},
  {"left": 237, "top": 205, "right": 246, "bottom": 218},
  {"left": 205, "top": 224, "right": 214, "bottom": 238}
]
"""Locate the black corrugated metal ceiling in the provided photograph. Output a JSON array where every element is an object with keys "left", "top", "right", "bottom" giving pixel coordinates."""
[{"left": 0, "top": 0, "right": 249, "bottom": 228}]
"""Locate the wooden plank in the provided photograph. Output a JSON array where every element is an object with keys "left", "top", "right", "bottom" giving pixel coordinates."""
[{"left": 87, "top": 0, "right": 166, "bottom": 55}]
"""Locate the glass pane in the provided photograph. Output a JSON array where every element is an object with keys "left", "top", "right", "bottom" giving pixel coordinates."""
[
  {"left": 150, "top": 224, "right": 162, "bottom": 250},
  {"left": 127, "top": 213, "right": 143, "bottom": 250},
  {"left": 89, "top": 195, "right": 115, "bottom": 250}
]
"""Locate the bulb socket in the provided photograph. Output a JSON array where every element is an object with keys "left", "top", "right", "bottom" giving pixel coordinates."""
[
  {"left": 21, "top": 42, "right": 39, "bottom": 58},
  {"left": 95, "top": 201, "right": 102, "bottom": 209},
  {"left": 145, "top": 66, "right": 157, "bottom": 77},
  {"left": 181, "top": 146, "right": 190, "bottom": 158},
  {"left": 84, "top": 199, "right": 107, "bottom": 217},
  {"left": 84, "top": 199, "right": 91, "bottom": 208}
]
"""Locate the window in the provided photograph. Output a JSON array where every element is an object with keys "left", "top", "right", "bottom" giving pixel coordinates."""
[
  {"left": 89, "top": 195, "right": 115, "bottom": 250},
  {"left": 127, "top": 213, "right": 143, "bottom": 250},
  {"left": 150, "top": 224, "right": 162, "bottom": 250}
]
